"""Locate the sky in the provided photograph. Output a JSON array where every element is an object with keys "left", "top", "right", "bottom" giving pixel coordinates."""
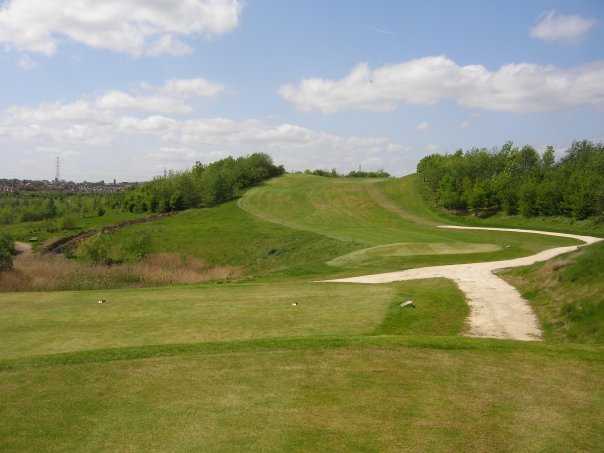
[{"left": 0, "top": 0, "right": 603, "bottom": 182}]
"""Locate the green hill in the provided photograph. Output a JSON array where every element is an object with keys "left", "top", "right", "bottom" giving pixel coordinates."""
[
  {"left": 84, "top": 174, "right": 578, "bottom": 280},
  {"left": 1, "top": 173, "right": 602, "bottom": 452}
]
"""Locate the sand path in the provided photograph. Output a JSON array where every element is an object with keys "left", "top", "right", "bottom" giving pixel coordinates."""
[
  {"left": 14, "top": 242, "right": 33, "bottom": 255},
  {"left": 322, "top": 226, "right": 602, "bottom": 341}
]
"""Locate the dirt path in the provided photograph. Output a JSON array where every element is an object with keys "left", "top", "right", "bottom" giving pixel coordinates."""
[
  {"left": 322, "top": 226, "right": 602, "bottom": 341},
  {"left": 14, "top": 242, "right": 33, "bottom": 255},
  {"left": 43, "top": 212, "right": 175, "bottom": 254}
]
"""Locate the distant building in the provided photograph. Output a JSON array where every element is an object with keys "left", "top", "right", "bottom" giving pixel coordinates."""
[{"left": 0, "top": 178, "right": 139, "bottom": 194}]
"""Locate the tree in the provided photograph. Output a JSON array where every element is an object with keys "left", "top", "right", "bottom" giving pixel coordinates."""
[{"left": 0, "top": 233, "right": 16, "bottom": 271}]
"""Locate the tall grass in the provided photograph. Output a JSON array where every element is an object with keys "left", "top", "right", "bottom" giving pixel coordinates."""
[{"left": 0, "top": 253, "right": 240, "bottom": 292}]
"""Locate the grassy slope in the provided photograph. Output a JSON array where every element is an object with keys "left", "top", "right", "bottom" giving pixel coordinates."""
[
  {"left": 2, "top": 209, "right": 143, "bottom": 247},
  {"left": 91, "top": 201, "right": 359, "bottom": 278},
  {"left": 60, "top": 174, "right": 579, "bottom": 281},
  {"left": 502, "top": 241, "right": 604, "bottom": 343},
  {"left": 238, "top": 174, "right": 578, "bottom": 274}
]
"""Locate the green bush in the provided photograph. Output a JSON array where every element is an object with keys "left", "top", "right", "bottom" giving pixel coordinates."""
[
  {"left": 123, "top": 233, "right": 152, "bottom": 261},
  {"left": 58, "top": 215, "right": 79, "bottom": 230},
  {"left": 81, "top": 234, "right": 114, "bottom": 265},
  {"left": 0, "top": 233, "right": 15, "bottom": 271}
]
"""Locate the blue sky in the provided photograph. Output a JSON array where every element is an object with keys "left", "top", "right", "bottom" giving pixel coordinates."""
[{"left": 0, "top": 0, "right": 603, "bottom": 181}]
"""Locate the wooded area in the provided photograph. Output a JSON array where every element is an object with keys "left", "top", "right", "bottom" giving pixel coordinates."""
[
  {"left": 417, "top": 140, "right": 604, "bottom": 220},
  {"left": 122, "top": 153, "right": 284, "bottom": 213}
]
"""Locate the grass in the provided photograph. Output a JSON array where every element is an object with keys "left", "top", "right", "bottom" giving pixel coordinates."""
[
  {"left": 0, "top": 337, "right": 602, "bottom": 452},
  {"left": 0, "top": 252, "right": 239, "bottom": 292},
  {"left": 373, "top": 278, "right": 468, "bottom": 336},
  {"left": 1, "top": 173, "right": 602, "bottom": 451},
  {"left": 20, "top": 174, "right": 576, "bottom": 289},
  {"left": 328, "top": 241, "right": 502, "bottom": 267},
  {"left": 0, "top": 278, "right": 468, "bottom": 359},
  {"left": 2, "top": 209, "right": 144, "bottom": 247},
  {"left": 77, "top": 201, "right": 359, "bottom": 280},
  {"left": 502, "top": 241, "right": 604, "bottom": 344}
]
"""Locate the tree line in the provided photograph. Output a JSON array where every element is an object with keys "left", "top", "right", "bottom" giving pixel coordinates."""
[
  {"left": 122, "top": 153, "right": 285, "bottom": 213},
  {"left": 417, "top": 140, "right": 604, "bottom": 220},
  {"left": 0, "top": 192, "right": 121, "bottom": 226}
]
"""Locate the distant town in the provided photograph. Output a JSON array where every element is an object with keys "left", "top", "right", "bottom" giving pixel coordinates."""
[{"left": 0, "top": 178, "right": 139, "bottom": 194}]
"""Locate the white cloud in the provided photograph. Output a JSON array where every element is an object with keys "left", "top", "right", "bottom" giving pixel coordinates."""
[
  {"left": 17, "top": 54, "right": 36, "bottom": 70},
  {"left": 162, "top": 78, "right": 224, "bottom": 97},
  {"left": 96, "top": 91, "right": 192, "bottom": 114},
  {"left": 0, "top": 86, "right": 406, "bottom": 176},
  {"left": 0, "top": 0, "right": 242, "bottom": 56},
  {"left": 530, "top": 11, "right": 596, "bottom": 43},
  {"left": 279, "top": 56, "right": 604, "bottom": 113},
  {"left": 416, "top": 121, "right": 429, "bottom": 131},
  {"left": 6, "top": 77, "right": 224, "bottom": 122}
]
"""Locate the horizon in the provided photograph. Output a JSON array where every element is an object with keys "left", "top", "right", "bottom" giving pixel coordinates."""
[{"left": 1, "top": 0, "right": 603, "bottom": 182}]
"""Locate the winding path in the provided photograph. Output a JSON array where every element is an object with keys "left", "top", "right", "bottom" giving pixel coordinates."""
[{"left": 322, "top": 226, "right": 602, "bottom": 341}]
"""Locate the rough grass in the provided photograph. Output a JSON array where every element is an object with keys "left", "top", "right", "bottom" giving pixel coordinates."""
[
  {"left": 1, "top": 338, "right": 602, "bottom": 452},
  {"left": 0, "top": 252, "right": 239, "bottom": 292},
  {"left": 78, "top": 200, "right": 359, "bottom": 280},
  {"left": 2, "top": 209, "right": 144, "bottom": 248},
  {"left": 502, "top": 241, "right": 604, "bottom": 344}
]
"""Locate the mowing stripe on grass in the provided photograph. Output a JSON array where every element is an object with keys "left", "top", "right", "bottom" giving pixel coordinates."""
[{"left": 1, "top": 335, "right": 601, "bottom": 372}]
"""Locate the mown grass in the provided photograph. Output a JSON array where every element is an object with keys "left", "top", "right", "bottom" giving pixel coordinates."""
[
  {"left": 0, "top": 278, "right": 469, "bottom": 359},
  {"left": 373, "top": 278, "right": 469, "bottom": 336},
  {"left": 502, "top": 241, "right": 604, "bottom": 344},
  {"left": 238, "top": 174, "right": 578, "bottom": 273},
  {"left": 1, "top": 336, "right": 602, "bottom": 452},
  {"left": 1, "top": 173, "right": 602, "bottom": 451}
]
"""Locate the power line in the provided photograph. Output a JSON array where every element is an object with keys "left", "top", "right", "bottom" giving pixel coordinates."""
[{"left": 55, "top": 156, "right": 61, "bottom": 183}]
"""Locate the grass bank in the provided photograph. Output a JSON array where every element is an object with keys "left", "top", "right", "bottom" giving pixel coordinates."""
[{"left": 502, "top": 241, "right": 604, "bottom": 343}]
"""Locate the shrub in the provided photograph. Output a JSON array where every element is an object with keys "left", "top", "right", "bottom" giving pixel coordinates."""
[
  {"left": 58, "top": 215, "right": 79, "bottom": 230},
  {"left": 123, "top": 233, "right": 152, "bottom": 261},
  {"left": 0, "top": 233, "right": 15, "bottom": 271},
  {"left": 80, "top": 234, "right": 114, "bottom": 265}
]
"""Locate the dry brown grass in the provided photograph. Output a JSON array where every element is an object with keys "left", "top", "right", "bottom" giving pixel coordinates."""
[{"left": 0, "top": 253, "right": 241, "bottom": 292}]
